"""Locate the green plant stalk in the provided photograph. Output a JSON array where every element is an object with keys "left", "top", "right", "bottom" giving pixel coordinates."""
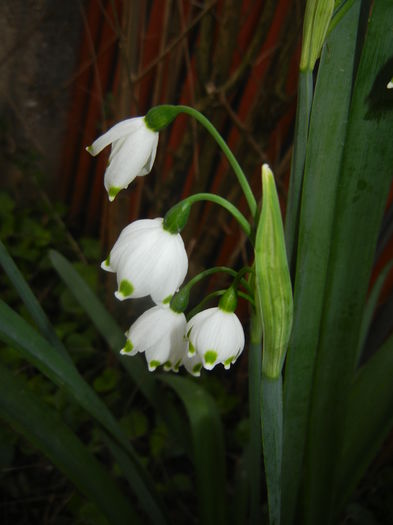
[
  {"left": 183, "top": 192, "right": 252, "bottom": 238},
  {"left": 281, "top": 4, "right": 361, "bottom": 524},
  {"left": 184, "top": 265, "right": 253, "bottom": 296},
  {"left": 248, "top": 313, "right": 262, "bottom": 525},
  {"left": 187, "top": 289, "right": 255, "bottom": 319},
  {"left": 261, "top": 373, "right": 283, "bottom": 525},
  {"left": 156, "top": 105, "right": 257, "bottom": 218},
  {"left": 284, "top": 70, "right": 313, "bottom": 274}
]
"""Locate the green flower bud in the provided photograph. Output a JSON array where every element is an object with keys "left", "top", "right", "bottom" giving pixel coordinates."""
[
  {"left": 218, "top": 286, "right": 238, "bottom": 313},
  {"left": 145, "top": 105, "right": 180, "bottom": 132},
  {"left": 300, "top": 0, "right": 334, "bottom": 72},
  {"left": 255, "top": 164, "right": 293, "bottom": 379},
  {"left": 163, "top": 201, "right": 191, "bottom": 234}
]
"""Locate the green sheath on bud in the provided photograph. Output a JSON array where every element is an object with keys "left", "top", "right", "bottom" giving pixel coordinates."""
[
  {"left": 170, "top": 287, "right": 190, "bottom": 313},
  {"left": 163, "top": 201, "right": 191, "bottom": 234},
  {"left": 300, "top": 0, "right": 334, "bottom": 72},
  {"left": 255, "top": 164, "right": 293, "bottom": 379},
  {"left": 145, "top": 105, "right": 180, "bottom": 132},
  {"left": 218, "top": 286, "right": 238, "bottom": 313}
]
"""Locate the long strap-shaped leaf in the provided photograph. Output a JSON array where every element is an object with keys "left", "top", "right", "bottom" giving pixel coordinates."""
[
  {"left": 281, "top": 3, "right": 362, "bottom": 524},
  {"left": 0, "top": 362, "right": 140, "bottom": 525},
  {"left": 159, "top": 375, "right": 227, "bottom": 525},
  {"left": 0, "top": 241, "right": 72, "bottom": 363},
  {"left": 303, "top": 2, "right": 393, "bottom": 523},
  {"left": 0, "top": 299, "right": 168, "bottom": 525},
  {"left": 336, "top": 333, "right": 393, "bottom": 510}
]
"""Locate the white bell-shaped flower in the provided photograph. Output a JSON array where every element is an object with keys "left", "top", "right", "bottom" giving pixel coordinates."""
[
  {"left": 86, "top": 117, "right": 159, "bottom": 201},
  {"left": 120, "top": 305, "right": 187, "bottom": 371},
  {"left": 186, "top": 307, "right": 245, "bottom": 370},
  {"left": 102, "top": 218, "right": 188, "bottom": 304}
]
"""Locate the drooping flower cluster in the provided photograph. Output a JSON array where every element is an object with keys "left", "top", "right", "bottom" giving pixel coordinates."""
[{"left": 87, "top": 114, "right": 245, "bottom": 375}]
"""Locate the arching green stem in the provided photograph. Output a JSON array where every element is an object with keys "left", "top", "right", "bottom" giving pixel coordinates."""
[
  {"left": 158, "top": 105, "right": 257, "bottom": 219},
  {"left": 170, "top": 266, "right": 253, "bottom": 314},
  {"left": 185, "top": 266, "right": 253, "bottom": 296},
  {"left": 188, "top": 289, "right": 255, "bottom": 319},
  {"left": 184, "top": 193, "right": 252, "bottom": 239}
]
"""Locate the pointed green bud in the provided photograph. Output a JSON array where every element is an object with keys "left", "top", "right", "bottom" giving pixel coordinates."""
[
  {"left": 218, "top": 286, "right": 238, "bottom": 313},
  {"left": 300, "top": 0, "right": 334, "bottom": 72},
  {"left": 144, "top": 105, "right": 180, "bottom": 132},
  {"left": 255, "top": 164, "right": 293, "bottom": 379},
  {"left": 163, "top": 201, "right": 191, "bottom": 234}
]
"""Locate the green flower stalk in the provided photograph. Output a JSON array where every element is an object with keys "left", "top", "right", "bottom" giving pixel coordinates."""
[
  {"left": 300, "top": 0, "right": 335, "bottom": 72},
  {"left": 255, "top": 164, "right": 293, "bottom": 379}
]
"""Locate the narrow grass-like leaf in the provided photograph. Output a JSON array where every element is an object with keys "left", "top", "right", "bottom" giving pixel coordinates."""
[
  {"left": 0, "top": 300, "right": 168, "bottom": 524},
  {"left": 0, "top": 241, "right": 71, "bottom": 363},
  {"left": 303, "top": 3, "right": 393, "bottom": 523},
  {"left": 284, "top": 70, "right": 313, "bottom": 273},
  {"left": 0, "top": 363, "right": 140, "bottom": 525},
  {"left": 48, "top": 249, "right": 157, "bottom": 400},
  {"left": 159, "top": 374, "right": 227, "bottom": 525},
  {"left": 336, "top": 333, "right": 393, "bottom": 510},
  {"left": 282, "top": 4, "right": 361, "bottom": 524}
]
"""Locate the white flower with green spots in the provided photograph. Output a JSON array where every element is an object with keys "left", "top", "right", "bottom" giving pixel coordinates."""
[
  {"left": 86, "top": 116, "right": 158, "bottom": 201},
  {"left": 181, "top": 352, "right": 203, "bottom": 377},
  {"left": 120, "top": 305, "right": 187, "bottom": 372},
  {"left": 186, "top": 307, "right": 245, "bottom": 370},
  {"left": 102, "top": 218, "right": 188, "bottom": 304}
]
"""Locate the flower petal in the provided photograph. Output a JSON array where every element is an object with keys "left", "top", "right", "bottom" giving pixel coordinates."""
[{"left": 87, "top": 118, "right": 144, "bottom": 156}]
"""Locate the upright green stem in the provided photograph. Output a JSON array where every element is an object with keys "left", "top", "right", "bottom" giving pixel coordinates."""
[
  {"left": 284, "top": 70, "right": 313, "bottom": 274},
  {"left": 261, "top": 373, "right": 283, "bottom": 525},
  {"left": 184, "top": 192, "right": 252, "bottom": 239},
  {"left": 167, "top": 105, "right": 257, "bottom": 219},
  {"left": 248, "top": 314, "right": 262, "bottom": 524}
]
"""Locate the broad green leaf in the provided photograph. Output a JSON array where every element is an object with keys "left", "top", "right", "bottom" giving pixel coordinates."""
[
  {"left": 336, "top": 334, "right": 393, "bottom": 509},
  {"left": 0, "top": 363, "right": 139, "bottom": 525},
  {"left": 0, "top": 299, "right": 168, "bottom": 524},
  {"left": 0, "top": 240, "right": 71, "bottom": 363},
  {"left": 303, "top": 3, "right": 393, "bottom": 523},
  {"left": 159, "top": 374, "right": 227, "bottom": 525},
  {"left": 282, "top": 3, "right": 362, "bottom": 524}
]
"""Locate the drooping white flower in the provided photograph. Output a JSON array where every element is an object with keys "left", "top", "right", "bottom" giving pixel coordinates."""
[
  {"left": 120, "top": 305, "right": 187, "bottom": 371},
  {"left": 86, "top": 117, "right": 159, "bottom": 201},
  {"left": 186, "top": 307, "right": 245, "bottom": 371},
  {"left": 102, "top": 218, "right": 188, "bottom": 304}
]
